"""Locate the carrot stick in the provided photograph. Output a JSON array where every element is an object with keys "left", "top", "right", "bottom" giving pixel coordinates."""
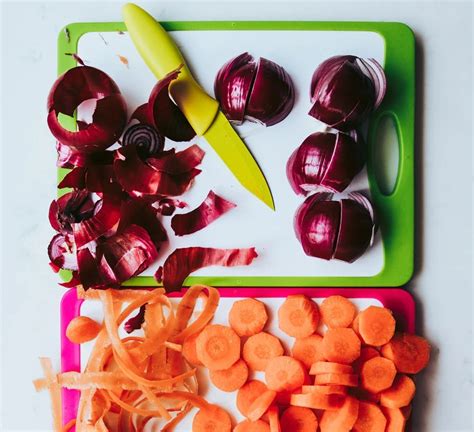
[
  {"left": 229, "top": 298, "right": 268, "bottom": 337},
  {"left": 39, "top": 357, "right": 62, "bottom": 432},
  {"left": 234, "top": 419, "right": 271, "bottom": 432},
  {"left": 195, "top": 324, "right": 240, "bottom": 371},
  {"left": 290, "top": 392, "right": 345, "bottom": 410},
  {"left": 309, "top": 361, "right": 353, "bottom": 375},
  {"left": 243, "top": 332, "right": 284, "bottom": 371},
  {"left": 320, "top": 295, "right": 356, "bottom": 328},
  {"left": 360, "top": 356, "right": 397, "bottom": 393},
  {"left": 265, "top": 356, "right": 305, "bottom": 392},
  {"left": 301, "top": 385, "right": 348, "bottom": 396},
  {"left": 278, "top": 295, "right": 319, "bottom": 338},
  {"left": 280, "top": 406, "right": 318, "bottom": 432},
  {"left": 247, "top": 390, "right": 277, "bottom": 421},
  {"left": 352, "top": 347, "right": 380, "bottom": 373},
  {"left": 380, "top": 375, "right": 416, "bottom": 408},
  {"left": 358, "top": 306, "right": 396, "bottom": 346},
  {"left": 182, "top": 332, "right": 203, "bottom": 366},
  {"left": 291, "top": 334, "right": 326, "bottom": 369},
  {"left": 352, "top": 401, "right": 387, "bottom": 432},
  {"left": 381, "top": 333, "right": 431, "bottom": 374},
  {"left": 267, "top": 406, "right": 281, "bottom": 432},
  {"left": 320, "top": 395, "right": 359, "bottom": 432},
  {"left": 209, "top": 358, "right": 249, "bottom": 392},
  {"left": 62, "top": 419, "right": 76, "bottom": 432},
  {"left": 381, "top": 407, "right": 408, "bottom": 432},
  {"left": 314, "top": 373, "right": 358, "bottom": 387},
  {"left": 237, "top": 380, "right": 268, "bottom": 417},
  {"left": 322, "top": 328, "right": 361, "bottom": 364},
  {"left": 192, "top": 404, "right": 232, "bottom": 432}
]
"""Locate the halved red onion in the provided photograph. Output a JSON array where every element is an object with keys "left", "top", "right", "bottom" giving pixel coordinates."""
[
  {"left": 124, "top": 305, "right": 146, "bottom": 333},
  {"left": 214, "top": 53, "right": 295, "bottom": 126},
  {"left": 48, "top": 233, "right": 78, "bottom": 270},
  {"left": 294, "top": 192, "right": 376, "bottom": 262},
  {"left": 156, "top": 247, "right": 258, "bottom": 292},
  {"left": 122, "top": 123, "right": 165, "bottom": 158},
  {"left": 49, "top": 190, "right": 95, "bottom": 234},
  {"left": 47, "top": 66, "right": 127, "bottom": 153},
  {"left": 171, "top": 191, "right": 235, "bottom": 236},
  {"left": 309, "top": 55, "right": 386, "bottom": 131},
  {"left": 286, "top": 131, "right": 364, "bottom": 195},
  {"left": 149, "top": 69, "right": 196, "bottom": 142}
]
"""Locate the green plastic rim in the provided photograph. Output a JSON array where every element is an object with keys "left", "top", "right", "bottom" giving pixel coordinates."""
[{"left": 55, "top": 20, "right": 415, "bottom": 288}]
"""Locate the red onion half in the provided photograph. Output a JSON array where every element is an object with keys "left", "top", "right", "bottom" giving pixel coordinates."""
[
  {"left": 47, "top": 66, "right": 127, "bottom": 153},
  {"left": 286, "top": 131, "right": 364, "bottom": 195},
  {"left": 294, "top": 192, "right": 375, "bottom": 262},
  {"left": 214, "top": 52, "right": 295, "bottom": 126},
  {"left": 309, "top": 56, "right": 386, "bottom": 131}
]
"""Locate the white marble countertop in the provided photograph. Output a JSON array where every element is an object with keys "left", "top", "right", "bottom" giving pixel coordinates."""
[{"left": 0, "top": 1, "right": 472, "bottom": 431}]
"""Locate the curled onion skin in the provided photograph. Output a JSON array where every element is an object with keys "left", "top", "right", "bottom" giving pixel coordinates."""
[
  {"left": 47, "top": 66, "right": 127, "bottom": 153},
  {"left": 309, "top": 55, "right": 385, "bottom": 131},
  {"left": 214, "top": 52, "right": 295, "bottom": 126},
  {"left": 294, "top": 192, "right": 376, "bottom": 262},
  {"left": 286, "top": 131, "right": 364, "bottom": 195}
]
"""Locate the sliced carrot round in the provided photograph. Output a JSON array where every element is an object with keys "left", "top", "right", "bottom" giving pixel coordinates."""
[
  {"left": 380, "top": 374, "right": 416, "bottom": 408},
  {"left": 353, "top": 401, "right": 387, "bottom": 432},
  {"left": 209, "top": 358, "right": 249, "bottom": 392},
  {"left": 237, "top": 380, "right": 268, "bottom": 417},
  {"left": 265, "top": 356, "right": 305, "bottom": 392},
  {"left": 234, "top": 420, "right": 271, "bottom": 432},
  {"left": 195, "top": 324, "right": 240, "bottom": 371},
  {"left": 280, "top": 406, "right": 318, "bottom": 432},
  {"left": 243, "top": 332, "right": 284, "bottom": 371},
  {"left": 381, "top": 332, "right": 431, "bottom": 374},
  {"left": 381, "top": 406, "right": 408, "bottom": 432},
  {"left": 358, "top": 306, "right": 396, "bottom": 346},
  {"left": 352, "top": 314, "right": 361, "bottom": 336},
  {"left": 192, "top": 404, "right": 231, "bottom": 432},
  {"left": 351, "top": 387, "right": 381, "bottom": 404},
  {"left": 182, "top": 332, "right": 203, "bottom": 366},
  {"left": 352, "top": 347, "right": 380, "bottom": 373},
  {"left": 301, "top": 384, "right": 347, "bottom": 395},
  {"left": 314, "top": 373, "right": 358, "bottom": 387},
  {"left": 320, "top": 395, "right": 360, "bottom": 432},
  {"left": 290, "top": 392, "right": 345, "bottom": 410},
  {"left": 229, "top": 298, "right": 268, "bottom": 337},
  {"left": 267, "top": 405, "right": 281, "bottom": 432},
  {"left": 278, "top": 295, "right": 319, "bottom": 338},
  {"left": 322, "top": 328, "right": 361, "bottom": 364},
  {"left": 309, "top": 361, "right": 354, "bottom": 375},
  {"left": 66, "top": 316, "right": 102, "bottom": 344},
  {"left": 320, "top": 295, "right": 356, "bottom": 328},
  {"left": 360, "top": 356, "right": 397, "bottom": 393},
  {"left": 291, "top": 334, "right": 325, "bottom": 368},
  {"left": 247, "top": 390, "right": 277, "bottom": 421}
]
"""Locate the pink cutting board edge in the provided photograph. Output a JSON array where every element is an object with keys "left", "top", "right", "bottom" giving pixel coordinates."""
[{"left": 60, "top": 287, "right": 416, "bottom": 429}]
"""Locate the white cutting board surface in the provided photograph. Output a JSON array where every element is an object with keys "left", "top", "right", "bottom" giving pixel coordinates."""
[{"left": 76, "top": 30, "right": 385, "bottom": 277}]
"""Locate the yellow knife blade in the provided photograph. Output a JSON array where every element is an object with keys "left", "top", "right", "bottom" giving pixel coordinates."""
[{"left": 122, "top": 3, "right": 275, "bottom": 210}]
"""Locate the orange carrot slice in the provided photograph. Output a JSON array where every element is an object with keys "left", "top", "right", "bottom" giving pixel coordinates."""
[
  {"left": 192, "top": 404, "right": 232, "bottom": 432},
  {"left": 278, "top": 295, "right": 319, "bottom": 338},
  {"left": 310, "top": 361, "right": 354, "bottom": 375},
  {"left": 301, "top": 385, "right": 347, "bottom": 395},
  {"left": 358, "top": 306, "right": 396, "bottom": 346},
  {"left": 209, "top": 358, "right": 249, "bottom": 392},
  {"left": 320, "top": 395, "right": 360, "bottom": 432},
  {"left": 267, "top": 406, "right": 281, "bottom": 432},
  {"left": 234, "top": 420, "right": 271, "bottom": 432},
  {"left": 352, "top": 347, "right": 380, "bottom": 373},
  {"left": 320, "top": 295, "right": 356, "bottom": 328},
  {"left": 322, "top": 328, "right": 361, "bottom": 364},
  {"left": 195, "top": 324, "right": 240, "bottom": 371},
  {"left": 381, "top": 407, "right": 408, "bottom": 432},
  {"left": 314, "top": 373, "right": 358, "bottom": 387},
  {"left": 352, "top": 401, "right": 387, "bottom": 432},
  {"left": 229, "top": 298, "right": 268, "bottom": 337},
  {"left": 280, "top": 406, "right": 318, "bottom": 432},
  {"left": 237, "top": 380, "right": 268, "bottom": 417},
  {"left": 291, "top": 334, "right": 326, "bottom": 368},
  {"left": 247, "top": 390, "right": 277, "bottom": 421},
  {"left": 290, "top": 392, "right": 345, "bottom": 410},
  {"left": 265, "top": 356, "right": 305, "bottom": 392},
  {"left": 243, "top": 332, "right": 284, "bottom": 371},
  {"left": 380, "top": 375, "right": 416, "bottom": 408},
  {"left": 351, "top": 387, "right": 381, "bottom": 404},
  {"left": 360, "top": 356, "right": 397, "bottom": 393},
  {"left": 66, "top": 316, "right": 102, "bottom": 344},
  {"left": 381, "top": 333, "right": 431, "bottom": 374},
  {"left": 182, "top": 332, "right": 203, "bottom": 366}
]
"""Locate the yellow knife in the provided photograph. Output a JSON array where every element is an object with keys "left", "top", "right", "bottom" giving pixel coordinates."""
[{"left": 122, "top": 3, "right": 274, "bottom": 210}]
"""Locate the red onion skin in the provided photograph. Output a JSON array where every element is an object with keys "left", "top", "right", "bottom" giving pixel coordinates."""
[
  {"left": 309, "top": 56, "right": 375, "bottom": 131},
  {"left": 214, "top": 52, "right": 256, "bottom": 124}
]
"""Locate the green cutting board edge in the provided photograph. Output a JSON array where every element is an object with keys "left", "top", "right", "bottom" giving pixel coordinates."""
[{"left": 55, "top": 21, "right": 415, "bottom": 288}]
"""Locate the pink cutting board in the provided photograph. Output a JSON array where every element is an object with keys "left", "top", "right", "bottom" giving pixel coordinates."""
[{"left": 61, "top": 287, "right": 415, "bottom": 429}]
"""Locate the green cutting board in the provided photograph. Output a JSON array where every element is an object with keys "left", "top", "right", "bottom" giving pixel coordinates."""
[{"left": 55, "top": 21, "right": 415, "bottom": 287}]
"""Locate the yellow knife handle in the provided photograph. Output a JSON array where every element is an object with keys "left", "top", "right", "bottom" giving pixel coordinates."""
[{"left": 122, "top": 3, "right": 219, "bottom": 135}]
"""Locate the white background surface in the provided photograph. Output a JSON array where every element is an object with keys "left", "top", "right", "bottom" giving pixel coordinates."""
[{"left": 0, "top": 1, "right": 472, "bottom": 431}]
